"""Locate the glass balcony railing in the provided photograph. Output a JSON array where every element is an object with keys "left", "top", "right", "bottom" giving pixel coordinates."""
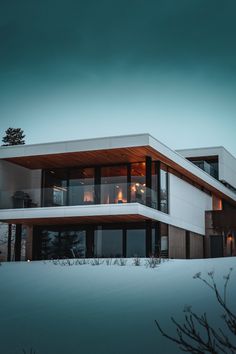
[
  {"left": 0, "top": 183, "right": 161, "bottom": 210},
  {"left": 192, "top": 160, "right": 218, "bottom": 179}
]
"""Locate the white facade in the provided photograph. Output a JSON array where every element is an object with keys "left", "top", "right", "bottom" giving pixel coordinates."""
[
  {"left": 177, "top": 146, "right": 236, "bottom": 190},
  {"left": 168, "top": 174, "right": 212, "bottom": 235},
  {"left": 0, "top": 160, "right": 42, "bottom": 209},
  {"left": 0, "top": 133, "right": 236, "bottom": 246}
]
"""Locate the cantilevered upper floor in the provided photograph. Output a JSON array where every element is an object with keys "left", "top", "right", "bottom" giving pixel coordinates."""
[{"left": 0, "top": 134, "right": 236, "bottom": 235}]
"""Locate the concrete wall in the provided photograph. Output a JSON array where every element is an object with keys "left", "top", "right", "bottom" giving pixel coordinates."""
[
  {"left": 169, "top": 173, "right": 212, "bottom": 235},
  {"left": 177, "top": 146, "right": 236, "bottom": 190},
  {"left": 168, "top": 225, "right": 186, "bottom": 259},
  {"left": 0, "top": 160, "right": 42, "bottom": 208},
  {"left": 219, "top": 148, "right": 236, "bottom": 190}
]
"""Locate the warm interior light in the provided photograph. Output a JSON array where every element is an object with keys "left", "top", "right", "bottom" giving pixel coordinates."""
[{"left": 84, "top": 191, "right": 94, "bottom": 202}]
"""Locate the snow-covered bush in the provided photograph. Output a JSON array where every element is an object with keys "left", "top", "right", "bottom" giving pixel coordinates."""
[
  {"left": 114, "top": 258, "right": 127, "bottom": 266},
  {"left": 105, "top": 258, "right": 113, "bottom": 265},
  {"left": 90, "top": 258, "right": 104, "bottom": 266},
  {"left": 145, "top": 256, "right": 161, "bottom": 268},
  {"left": 133, "top": 257, "right": 141, "bottom": 266}
]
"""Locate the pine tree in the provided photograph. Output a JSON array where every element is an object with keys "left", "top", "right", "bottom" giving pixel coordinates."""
[{"left": 2, "top": 127, "right": 25, "bottom": 146}]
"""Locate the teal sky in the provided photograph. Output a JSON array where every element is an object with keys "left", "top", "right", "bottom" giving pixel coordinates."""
[{"left": 0, "top": 0, "right": 236, "bottom": 155}]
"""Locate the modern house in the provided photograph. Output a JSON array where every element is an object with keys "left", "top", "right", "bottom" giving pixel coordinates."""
[{"left": 0, "top": 134, "right": 235, "bottom": 261}]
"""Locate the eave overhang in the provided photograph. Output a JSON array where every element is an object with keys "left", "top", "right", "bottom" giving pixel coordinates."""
[{"left": 1, "top": 133, "right": 236, "bottom": 205}]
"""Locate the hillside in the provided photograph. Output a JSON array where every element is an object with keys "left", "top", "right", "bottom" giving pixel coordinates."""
[{"left": 0, "top": 257, "right": 235, "bottom": 354}]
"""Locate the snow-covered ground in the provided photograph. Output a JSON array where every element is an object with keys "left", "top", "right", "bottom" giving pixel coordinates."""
[{"left": 0, "top": 257, "right": 235, "bottom": 354}]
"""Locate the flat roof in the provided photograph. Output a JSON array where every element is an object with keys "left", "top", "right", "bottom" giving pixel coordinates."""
[{"left": 1, "top": 133, "right": 236, "bottom": 204}]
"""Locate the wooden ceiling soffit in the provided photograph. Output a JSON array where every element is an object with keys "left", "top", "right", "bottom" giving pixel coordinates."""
[
  {"left": 3, "top": 145, "right": 236, "bottom": 205},
  {"left": 1, "top": 214, "right": 150, "bottom": 226}
]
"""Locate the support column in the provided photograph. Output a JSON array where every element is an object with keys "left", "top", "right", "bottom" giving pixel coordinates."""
[
  {"left": 157, "top": 161, "right": 161, "bottom": 211},
  {"left": 86, "top": 227, "right": 94, "bottom": 258},
  {"left": 95, "top": 167, "right": 101, "bottom": 204},
  {"left": 127, "top": 163, "right": 131, "bottom": 203},
  {"left": 25, "top": 225, "right": 34, "bottom": 261},
  {"left": 15, "top": 224, "right": 22, "bottom": 261},
  {"left": 145, "top": 156, "right": 152, "bottom": 207},
  {"left": 123, "top": 229, "right": 127, "bottom": 257},
  {"left": 7, "top": 224, "right": 12, "bottom": 262}
]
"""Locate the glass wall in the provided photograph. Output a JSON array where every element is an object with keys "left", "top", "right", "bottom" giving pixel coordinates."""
[
  {"left": 40, "top": 229, "right": 86, "bottom": 259},
  {"left": 151, "top": 162, "right": 158, "bottom": 209},
  {"left": 41, "top": 160, "right": 168, "bottom": 212},
  {"left": 130, "top": 162, "right": 146, "bottom": 204},
  {"left": 33, "top": 222, "right": 162, "bottom": 259},
  {"left": 43, "top": 169, "right": 68, "bottom": 207},
  {"left": 160, "top": 165, "right": 168, "bottom": 213},
  {"left": 94, "top": 229, "right": 123, "bottom": 257},
  {"left": 68, "top": 168, "right": 95, "bottom": 205},
  {"left": 126, "top": 229, "right": 146, "bottom": 257},
  {"left": 101, "top": 165, "right": 127, "bottom": 204}
]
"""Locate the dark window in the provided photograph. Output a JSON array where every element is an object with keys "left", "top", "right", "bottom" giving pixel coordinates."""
[
  {"left": 160, "top": 166, "right": 168, "bottom": 213},
  {"left": 40, "top": 229, "right": 86, "bottom": 259},
  {"left": 151, "top": 162, "right": 158, "bottom": 209},
  {"left": 210, "top": 235, "right": 223, "bottom": 258},
  {"left": 42, "top": 169, "right": 68, "bottom": 207},
  {"left": 126, "top": 229, "right": 146, "bottom": 257},
  {"left": 94, "top": 229, "right": 123, "bottom": 257}
]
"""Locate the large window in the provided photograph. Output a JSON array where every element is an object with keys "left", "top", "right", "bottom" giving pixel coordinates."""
[
  {"left": 160, "top": 165, "right": 168, "bottom": 213},
  {"left": 126, "top": 229, "right": 146, "bottom": 257},
  {"left": 130, "top": 162, "right": 146, "bottom": 205},
  {"left": 94, "top": 229, "right": 123, "bottom": 257},
  {"left": 43, "top": 169, "right": 68, "bottom": 207},
  {"left": 101, "top": 165, "right": 127, "bottom": 204},
  {"left": 40, "top": 229, "right": 86, "bottom": 259},
  {"left": 68, "top": 168, "right": 95, "bottom": 205},
  {"left": 151, "top": 162, "right": 158, "bottom": 209},
  {"left": 41, "top": 161, "right": 168, "bottom": 212}
]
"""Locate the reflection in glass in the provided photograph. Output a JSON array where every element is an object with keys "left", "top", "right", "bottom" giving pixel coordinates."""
[
  {"left": 69, "top": 168, "right": 95, "bottom": 205},
  {"left": 43, "top": 169, "right": 68, "bottom": 206},
  {"left": 160, "top": 168, "right": 168, "bottom": 213},
  {"left": 101, "top": 165, "right": 127, "bottom": 204},
  {"left": 94, "top": 229, "right": 123, "bottom": 257},
  {"left": 130, "top": 162, "right": 146, "bottom": 204},
  {"left": 151, "top": 162, "right": 158, "bottom": 209},
  {"left": 126, "top": 229, "right": 146, "bottom": 257},
  {"left": 41, "top": 229, "right": 86, "bottom": 259}
]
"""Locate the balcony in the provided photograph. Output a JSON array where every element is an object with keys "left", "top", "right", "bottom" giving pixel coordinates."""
[{"left": 0, "top": 183, "right": 160, "bottom": 211}]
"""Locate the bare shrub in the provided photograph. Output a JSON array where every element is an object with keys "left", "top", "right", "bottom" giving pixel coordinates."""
[
  {"left": 90, "top": 258, "right": 104, "bottom": 266},
  {"left": 145, "top": 256, "right": 161, "bottom": 268},
  {"left": 105, "top": 258, "right": 113, "bottom": 265},
  {"left": 133, "top": 257, "right": 141, "bottom": 266},
  {"left": 155, "top": 268, "right": 236, "bottom": 353}
]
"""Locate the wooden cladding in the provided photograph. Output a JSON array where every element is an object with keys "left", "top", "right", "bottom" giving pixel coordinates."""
[{"left": 3, "top": 146, "right": 156, "bottom": 169}]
